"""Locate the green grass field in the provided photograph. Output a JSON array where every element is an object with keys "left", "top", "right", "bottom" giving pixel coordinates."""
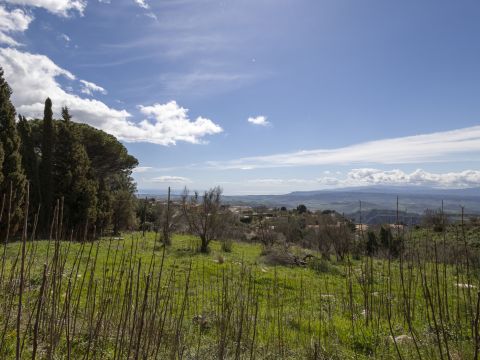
[{"left": 0, "top": 232, "right": 479, "bottom": 359}]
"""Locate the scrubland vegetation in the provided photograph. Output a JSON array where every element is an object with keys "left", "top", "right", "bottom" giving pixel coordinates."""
[{"left": 1, "top": 192, "right": 480, "bottom": 359}]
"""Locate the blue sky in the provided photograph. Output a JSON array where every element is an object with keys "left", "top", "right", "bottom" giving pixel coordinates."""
[{"left": 1, "top": 0, "right": 480, "bottom": 194}]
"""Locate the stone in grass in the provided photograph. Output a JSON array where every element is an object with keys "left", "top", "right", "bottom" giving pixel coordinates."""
[
  {"left": 213, "top": 254, "right": 225, "bottom": 264},
  {"left": 455, "top": 283, "right": 477, "bottom": 289},
  {"left": 388, "top": 335, "right": 412, "bottom": 344}
]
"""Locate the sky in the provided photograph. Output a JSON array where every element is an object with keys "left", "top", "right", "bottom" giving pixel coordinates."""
[{"left": 1, "top": 0, "right": 480, "bottom": 194}]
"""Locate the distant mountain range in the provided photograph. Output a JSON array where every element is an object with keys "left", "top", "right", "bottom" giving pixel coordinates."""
[
  {"left": 138, "top": 185, "right": 480, "bottom": 220},
  {"left": 221, "top": 186, "right": 480, "bottom": 216}
]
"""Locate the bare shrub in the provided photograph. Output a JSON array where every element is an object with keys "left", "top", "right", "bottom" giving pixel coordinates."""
[
  {"left": 261, "top": 244, "right": 297, "bottom": 266},
  {"left": 181, "top": 186, "right": 224, "bottom": 253}
]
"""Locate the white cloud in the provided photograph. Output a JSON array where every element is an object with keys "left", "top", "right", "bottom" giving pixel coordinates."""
[
  {"left": 5, "top": 0, "right": 86, "bottom": 16},
  {"left": 131, "top": 0, "right": 157, "bottom": 20},
  {"left": 132, "top": 166, "right": 153, "bottom": 173},
  {"left": 80, "top": 79, "right": 107, "bottom": 95},
  {"left": 315, "top": 177, "right": 343, "bottom": 186},
  {"left": 0, "top": 6, "right": 32, "bottom": 32},
  {"left": 145, "top": 12, "right": 157, "bottom": 21},
  {"left": 151, "top": 176, "right": 191, "bottom": 183},
  {"left": 137, "top": 101, "right": 223, "bottom": 145},
  {"left": 133, "top": 0, "right": 149, "bottom": 9},
  {"left": 0, "top": 32, "right": 21, "bottom": 46},
  {"left": 208, "top": 126, "right": 480, "bottom": 169},
  {"left": 0, "top": 5, "right": 33, "bottom": 46},
  {"left": 341, "top": 168, "right": 480, "bottom": 188},
  {"left": 0, "top": 48, "right": 223, "bottom": 146},
  {"left": 235, "top": 169, "right": 480, "bottom": 193},
  {"left": 247, "top": 115, "right": 269, "bottom": 126},
  {"left": 60, "top": 33, "right": 70, "bottom": 42}
]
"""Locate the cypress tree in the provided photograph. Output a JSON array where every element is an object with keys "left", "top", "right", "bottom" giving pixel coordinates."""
[
  {"left": 61, "top": 106, "right": 72, "bottom": 122},
  {"left": 54, "top": 108, "right": 73, "bottom": 202},
  {"left": 0, "top": 68, "right": 27, "bottom": 234},
  {"left": 17, "top": 115, "right": 41, "bottom": 209},
  {"left": 0, "top": 141, "right": 3, "bottom": 187},
  {"left": 40, "top": 98, "right": 54, "bottom": 231}
]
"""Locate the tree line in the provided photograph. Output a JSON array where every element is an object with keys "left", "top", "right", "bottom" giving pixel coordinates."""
[{"left": 0, "top": 68, "right": 138, "bottom": 239}]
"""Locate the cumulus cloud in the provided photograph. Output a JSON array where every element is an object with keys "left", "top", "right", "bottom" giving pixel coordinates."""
[
  {"left": 342, "top": 168, "right": 480, "bottom": 188},
  {"left": 0, "top": 48, "right": 222, "bottom": 146},
  {"left": 137, "top": 101, "right": 223, "bottom": 145},
  {"left": 0, "top": 47, "right": 127, "bottom": 127},
  {"left": 245, "top": 169, "right": 480, "bottom": 191},
  {"left": 151, "top": 176, "right": 191, "bottom": 183},
  {"left": 247, "top": 115, "right": 269, "bottom": 126},
  {"left": 0, "top": 5, "right": 33, "bottom": 46},
  {"left": 208, "top": 126, "right": 480, "bottom": 169},
  {"left": 0, "top": 6, "right": 32, "bottom": 32},
  {"left": 4, "top": 0, "right": 86, "bottom": 16},
  {"left": 80, "top": 79, "right": 107, "bottom": 95},
  {"left": 133, "top": 0, "right": 149, "bottom": 9}
]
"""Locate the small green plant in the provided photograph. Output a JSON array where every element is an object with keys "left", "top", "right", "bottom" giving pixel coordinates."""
[
  {"left": 221, "top": 239, "right": 233, "bottom": 252},
  {"left": 307, "top": 256, "right": 338, "bottom": 275}
]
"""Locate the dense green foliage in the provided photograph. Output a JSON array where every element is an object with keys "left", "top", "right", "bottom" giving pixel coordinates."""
[
  {"left": 0, "top": 69, "right": 139, "bottom": 238},
  {"left": 28, "top": 113, "right": 138, "bottom": 237},
  {"left": 0, "top": 137, "right": 3, "bottom": 188},
  {"left": 53, "top": 107, "right": 98, "bottom": 232},
  {"left": 17, "top": 115, "right": 41, "bottom": 208},
  {"left": 0, "top": 68, "right": 27, "bottom": 233}
]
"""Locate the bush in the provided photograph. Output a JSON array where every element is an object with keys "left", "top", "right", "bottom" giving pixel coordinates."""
[
  {"left": 221, "top": 239, "right": 233, "bottom": 252},
  {"left": 261, "top": 245, "right": 297, "bottom": 266},
  {"left": 307, "top": 257, "right": 338, "bottom": 275}
]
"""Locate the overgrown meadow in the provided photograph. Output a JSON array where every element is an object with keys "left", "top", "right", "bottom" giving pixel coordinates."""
[{"left": 1, "top": 227, "right": 479, "bottom": 359}]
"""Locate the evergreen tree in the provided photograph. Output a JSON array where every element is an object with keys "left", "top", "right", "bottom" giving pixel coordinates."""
[
  {"left": 39, "top": 98, "right": 54, "bottom": 231},
  {"left": 54, "top": 107, "right": 98, "bottom": 234},
  {"left": 17, "top": 115, "right": 41, "bottom": 209},
  {"left": 66, "top": 139, "right": 98, "bottom": 233},
  {"left": 78, "top": 124, "right": 138, "bottom": 234},
  {"left": 61, "top": 106, "right": 72, "bottom": 122},
  {"left": 110, "top": 172, "right": 137, "bottom": 234},
  {"left": 0, "top": 68, "right": 27, "bottom": 234},
  {"left": 0, "top": 141, "right": 3, "bottom": 187},
  {"left": 18, "top": 116, "right": 138, "bottom": 235},
  {"left": 112, "top": 188, "right": 137, "bottom": 235},
  {"left": 95, "top": 179, "right": 113, "bottom": 235}
]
